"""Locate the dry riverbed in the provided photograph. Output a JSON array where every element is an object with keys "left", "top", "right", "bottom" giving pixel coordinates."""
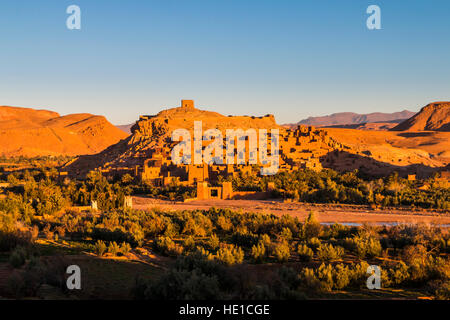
[{"left": 132, "top": 196, "right": 450, "bottom": 226}]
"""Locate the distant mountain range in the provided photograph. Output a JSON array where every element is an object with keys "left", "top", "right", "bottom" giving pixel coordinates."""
[
  {"left": 116, "top": 123, "right": 134, "bottom": 135},
  {"left": 296, "top": 110, "right": 416, "bottom": 127}
]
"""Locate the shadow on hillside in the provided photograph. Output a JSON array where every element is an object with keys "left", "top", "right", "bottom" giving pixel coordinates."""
[
  {"left": 320, "top": 150, "right": 448, "bottom": 178},
  {"left": 397, "top": 132, "right": 435, "bottom": 138}
]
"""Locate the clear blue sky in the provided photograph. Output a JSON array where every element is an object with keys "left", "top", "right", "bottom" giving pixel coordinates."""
[{"left": 0, "top": 0, "right": 449, "bottom": 125}]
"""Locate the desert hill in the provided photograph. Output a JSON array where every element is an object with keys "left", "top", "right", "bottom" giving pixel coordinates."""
[
  {"left": 65, "top": 101, "right": 284, "bottom": 176},
  {"left": 391, "top": 102, "right": 450, "bottom": 132},
  {"left": 298, "top": 110, "right": 415, "bottom": 127},
  {"left": 0, "top": 106, "right": 128, "bottom": 157},
  {"left": 323, "top": 128, "right": 450, "bottom": 173}
]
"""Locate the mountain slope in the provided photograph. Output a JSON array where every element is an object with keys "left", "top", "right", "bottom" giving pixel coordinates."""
[
  {"left": 65, "top": 102, "right": 282, "bottom": 176},
  {"left": 391, "top": 102, "right": 450, "bottom": 132},
  {"left": 298, "top": 110, "right": 416, "bottom": 126},
  {"left": 116, "top": 123, "right": 133, "bottom": 135},
  {"left": 0, "top": 106, "right": 128, "bottom": 157}
]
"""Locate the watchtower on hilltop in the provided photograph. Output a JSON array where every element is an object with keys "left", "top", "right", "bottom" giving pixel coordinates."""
[{"left": 181, "top": 99, "right": 195, "bottom": 109}]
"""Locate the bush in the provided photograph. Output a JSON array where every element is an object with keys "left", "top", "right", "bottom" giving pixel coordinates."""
[
  {"left": 183, "top": 236, "right": 196, "bottom": 252},
  {"left": 259, "top": 234, "right": 271, "bottom": 247},
  {"left": 155, "top": 236, "right": 184, "bottom": 256},
  {"left": 345, "top": 235, "right": 382, "bottom": 258},
  {"left": 297, "top": 244, "right": 314, "bottom": 262},
  {"left": 273, "top": 240, "right": 290, "bottom": 263},
  {"left": 300, "top": 212, "right": 321, "bottom": 240},
  {"left": 215, "top": 245, "right": 244, "bottom": 265},
  {"left": 135, "top": 268, "right": 223, "bottom": 300},
  {"left": 280, "top": 227, "right": 293, "bottom": 241},
  {"left": 316, "top": 243, "right": 344, "bottom": 262},
  {"left": 307, "top": 237, "right": 321, "bottom": 251},
  {"left": 387, "top": 261, "right": 410, "bottom": 286},
  {"left": 208, "top": 234, "right": 220, "bottom": 251},
  {"left": 435, "top": 281, "right": 450, "bottom": 300},
  {"left": 107, "top": 241, "right": 121, "bottom": 256},
  {"left": 94, "top": 240, "right": 107, "bottom": 256},
  {"left": 9, "top": 246, "right": 28, "bottom": 268},
  {"left": 333, "top": 264, "right": 351, "bottom": 290},
  {"left": 251, "top": 241, "right": 266, "bottom": 263},
  {"left": 316, "top": 263, "right": 334, "bottom": 292},
  {"left": 299, "top": 267, "right": 321, "bottom": 292},
  {"left": 42, "top": 224, "right": 54, "bottom": 240},
  {"left": 120, "top": 242, "right": 132, "bottom": 255}
]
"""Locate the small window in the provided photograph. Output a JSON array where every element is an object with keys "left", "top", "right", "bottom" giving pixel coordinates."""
[{"left": 210, "top": 189, "right": 218, "bottom": 197}]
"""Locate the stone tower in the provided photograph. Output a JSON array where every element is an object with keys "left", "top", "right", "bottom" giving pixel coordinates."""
[{"left": 181, "top": 99, "right": 195, "bottom": 109}]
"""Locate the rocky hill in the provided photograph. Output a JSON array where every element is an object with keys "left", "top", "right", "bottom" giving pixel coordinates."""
[
  {"left": 65, "top": 101, "right": 449, "bottom": 178},
  {"left": 0, "top": 106, "right": 128, "bottom": 157},
  {"left": 64, "top": 101, "right": 284, "bottom": 176},
  {"left": 391, "top": 102, "right": 450, "bottom": 132},
  {"left": 298, "top": 110, "right": 415, "bottom": 127}
]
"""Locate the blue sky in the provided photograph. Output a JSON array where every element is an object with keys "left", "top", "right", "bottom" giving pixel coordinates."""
[{"left": 0, "top": 0, "right": 449, "bottom": 125}]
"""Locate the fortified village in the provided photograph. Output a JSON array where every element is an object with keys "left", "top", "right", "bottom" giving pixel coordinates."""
[{"left": 62, "top": 100, "right": 449, "bottom": 201}]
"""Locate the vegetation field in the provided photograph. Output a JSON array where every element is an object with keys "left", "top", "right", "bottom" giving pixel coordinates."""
[{"left": 0, "top": 159, "right": 449, "bottom": 300}]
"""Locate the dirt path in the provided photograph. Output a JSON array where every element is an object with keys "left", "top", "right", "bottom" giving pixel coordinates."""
[{"left": 132, "top": 196, "right": 450, "bottom": 226}]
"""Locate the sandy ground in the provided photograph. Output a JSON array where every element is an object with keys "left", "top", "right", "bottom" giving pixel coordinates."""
[{"left": 132, "top": 196, "right": 450, "bottom": 226}]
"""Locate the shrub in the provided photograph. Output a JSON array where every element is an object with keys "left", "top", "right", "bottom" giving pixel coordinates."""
[
  {"left": 120, "top": 242, "right": 132, "bottom": 255},
  {"left": 316, "top": 243, "right": 344, "bottom": 262},
  {"left": 435, "top": 281, "right": 450, "bottom": 300},
  {"left": 345, "top": 235, "right": 382, "bottom": 258},
  {"left": 9, "top": 246, "right": 28, "bottom": 268},
  {"left": 273, "top": 240, "right": 290, "bottom": 263},
  {"left": 316, "top": 263, "right": 334, "bottom": 292},
  {"left": 297, "top": 244, "right": 314, "bottom": 262},
  {"left": 42, "top": 224, "right": 54, "bottom": 240},
  {"left": 259, "top": 234, "right": 271, "bottom": 247},
  {"left": 215, "top": 245, "right": 244, "bottom": 265},
  {"left": 207, "top": 234, "right": 220, "bottom": 250},
  {"left": 135, "top": 268, "right": 222, "bottom": 300},
  {"left": 349, "top": 261, "right": 370, "bottom": 288},
  {"left": 94, "top": 240, "right": 107, "bottom": 256},
  {"left": 216, "top": 216, "right": 232, "bottom": 231},
  {"left": 299, "top": 267, "right": 321, "bottom": 291},
  {"left": 326, "top": 223, "right": 351, "bottom": 239},
  {"left": 155, "top": 236, "right": 184, "bottom": 256},
  {"left": 231, "top": 231, "right": 259, "bottom": 248},
  {"left": 183, "top": 236, "right": 196, "bottom": 251},
  {"left": 251, "top": 241, "right": 266, "bottom": 263},
  {"left": 107, "top": 241, "right": 121, "bottom": 256},
  {"left": 300, "top": 211, "right": 321, "bottom": 240},
  {"left": 387, "top": 261, "right": 410, "bottom": 286},
  {"left": 333, "top": 264, "right": 351, "bottom": 290},
  {"left": 307, "top": 237, "right": 321, "bottom": 251},
  {"left": 280, "top": 227, "right": 293, "bottom": 241}
]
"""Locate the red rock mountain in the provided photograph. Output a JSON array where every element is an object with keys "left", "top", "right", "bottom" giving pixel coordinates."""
[
  {"left": 391, "top": 102, "right": 450, "bottom": 132},
  {"left": 0, "top": 106, "right": 128, "bottom": 157}
]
